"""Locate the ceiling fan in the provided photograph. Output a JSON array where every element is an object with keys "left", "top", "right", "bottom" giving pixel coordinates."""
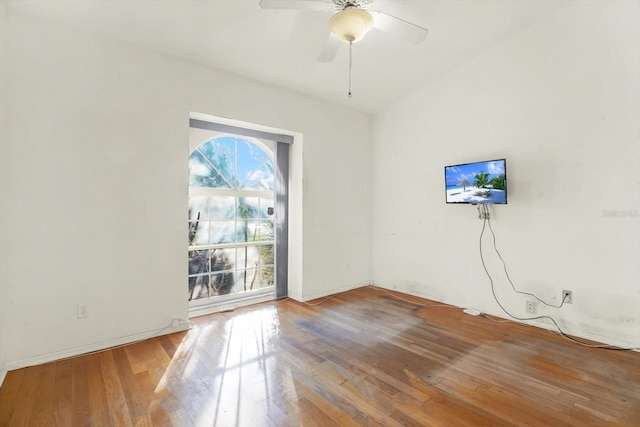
[{"left": 259, "top": 0, "right": 428, "bottom": 63}]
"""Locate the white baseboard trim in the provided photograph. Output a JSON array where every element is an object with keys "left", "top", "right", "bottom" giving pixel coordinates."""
[
  {"left": 369, "top": 282, "right": 639, "bottom": 351},
  {"left": 296, "top": 281, "right": 372, "bottom": 303},
  {"left": 2, "top": 322, "right": 191, "bottom": 374},
  {"left": 511, "top": 315, "right": 640, "bottom": 351}
]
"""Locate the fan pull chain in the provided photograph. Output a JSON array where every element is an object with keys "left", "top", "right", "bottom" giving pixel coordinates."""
[{"left": 348, "top": 41, "right": 353, "bottom": 98}]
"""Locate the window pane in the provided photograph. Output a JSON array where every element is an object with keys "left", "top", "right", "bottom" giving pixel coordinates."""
[
  {"left": 237, "top": 138, "right": 274, "bottom": 191},
  {"left": 239, "top": 138, "right": 269, "bottom": 165},
  {"left": 238, "top": 197, "right": 260, "bottom": 219},
  {"left": 259, "top": 267, "right": 275, "bottom": 288},
  {"left": 260, "top": 244, "right": 274, "bottom": 266},
  {"left": 189, "top": 250, "right": 210, "bottom": 275},
  {"left": 211, "top": 272, "right": 235, "bottom": 296},
  {"left": 238, "top": 268, "right": 259, "bottom": 292},
  {"left": 237, "top": 245, "right": 260, "bottom": 270},
  {"left": 199, "top": 137, "right": 236, "bottom": 187},
  {"left": 189, "top": 275, "right": 209, "bottom": 301},
  {"left": 189, "top": 221, "right": 209, "bottom": 246},
  {"left": 240, "top": 162, "right": 274, "bottom": 191},
  {"left": 210, "top": 221, "right": 235, "bottom": 244},
  {"left": 210, "top": 248, "right": 236, "bottom": 272},
  {"left": 259, "top": 220, "right": 274, "bottom": 241},
  {"left": 189, "top": 151, "right": 230, "bottom": 188},
  {"left": 237, "top": 220, "right": 260, "bottom": 243},
  {"left": 210, "top": 196, "right": 235, "bottom": 220},
  {"left": 188, "top": 196, "right": 209, "bottom": 220}
]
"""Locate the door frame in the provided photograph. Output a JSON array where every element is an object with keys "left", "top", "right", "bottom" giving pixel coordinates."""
[{"left": 188, "top": 114, "right": 295, "bottom": 317}]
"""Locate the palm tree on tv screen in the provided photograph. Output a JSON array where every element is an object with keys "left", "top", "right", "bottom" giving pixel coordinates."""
[
  {"left": 474, "top": 171, "right": 490, "bottom": 188},
  {"left": 490, "top": 174, "right": 505, "bottom": 190}
]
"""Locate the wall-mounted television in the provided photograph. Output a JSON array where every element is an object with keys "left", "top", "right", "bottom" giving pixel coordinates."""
[{"left": 445, "top": 159, "right": 507, "bottom": 204}]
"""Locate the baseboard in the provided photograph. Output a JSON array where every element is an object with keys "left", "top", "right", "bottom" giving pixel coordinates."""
[
  {"left": 369, "top": 282, "right": 639, "bottom": 351},
  {"left": 514, "top": 315, "right": 639, "bottom": 351},
  {"left": 188, "top": 282, "right": 372, "bottom": 315},
  {"left": 3, "top": 322, "right": 190, "bottom": 374},
  {"left": 296, "top": 281, "right": 372, "bottom": 303}
]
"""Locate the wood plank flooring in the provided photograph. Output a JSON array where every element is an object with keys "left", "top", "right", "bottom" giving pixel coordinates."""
[{"left": 1, "top": 286, "right": 639, "bottom": 426}]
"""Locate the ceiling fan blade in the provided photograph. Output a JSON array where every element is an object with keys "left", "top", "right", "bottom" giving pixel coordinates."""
[
  {"left": 370, "top": 10, "right": 428, "bottom": 45},
  {"left": 317, "top": 32, "right": 342, "bottom": 63},
  {"left": 259, "top": 0, "right": 336, "bottom": 11}
]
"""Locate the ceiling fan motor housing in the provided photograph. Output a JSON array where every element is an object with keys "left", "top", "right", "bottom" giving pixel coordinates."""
[{"left": 334, "top": 0, "right": 373, "bottom": 9}]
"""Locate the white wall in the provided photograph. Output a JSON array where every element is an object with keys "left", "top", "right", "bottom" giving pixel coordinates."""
[
  {"left": 371, "top": 0, "right": 640, "bottom": 347},
  {"left": 2, "top": 0, "right": 636, "bottom": 377},
  {"left": 0, "top": 0, "right": 6, "bottom": 383},
  {"left": 0, "top": 8, "right": 371, "bottom": 369}
]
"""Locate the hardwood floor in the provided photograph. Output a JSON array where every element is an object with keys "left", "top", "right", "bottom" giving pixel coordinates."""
[{"left": 1, "top": 286, "right": 639, "bottom": 426}]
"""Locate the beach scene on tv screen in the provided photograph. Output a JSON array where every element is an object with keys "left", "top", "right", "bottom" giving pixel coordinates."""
[{"left": 445, "top": 160, "right": 506, "bottom": 204}]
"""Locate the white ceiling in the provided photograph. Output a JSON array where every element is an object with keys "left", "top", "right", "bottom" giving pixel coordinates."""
[{"left": 4, "top": 0, "right": 569, "bottom": 114}]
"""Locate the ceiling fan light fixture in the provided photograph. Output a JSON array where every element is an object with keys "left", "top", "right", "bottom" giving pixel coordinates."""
[{"left": 328, "top": 8, "right": 374, "bottom": 43}]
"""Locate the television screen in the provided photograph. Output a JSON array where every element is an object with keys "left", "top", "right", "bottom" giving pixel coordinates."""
[{"left": 445, "top": 159, "right": 507, "bottom": 204}]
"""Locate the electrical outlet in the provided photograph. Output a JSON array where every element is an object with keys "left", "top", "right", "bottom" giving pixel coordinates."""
[
  {"left": 77, "top": 303, "right": 88, "bottom": 319},
  {"left": 526, "top": 299, "right": 536, "bottom": 314},
  {"left": 562, "top": 290, "right": 573, "bottom": 304}
]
